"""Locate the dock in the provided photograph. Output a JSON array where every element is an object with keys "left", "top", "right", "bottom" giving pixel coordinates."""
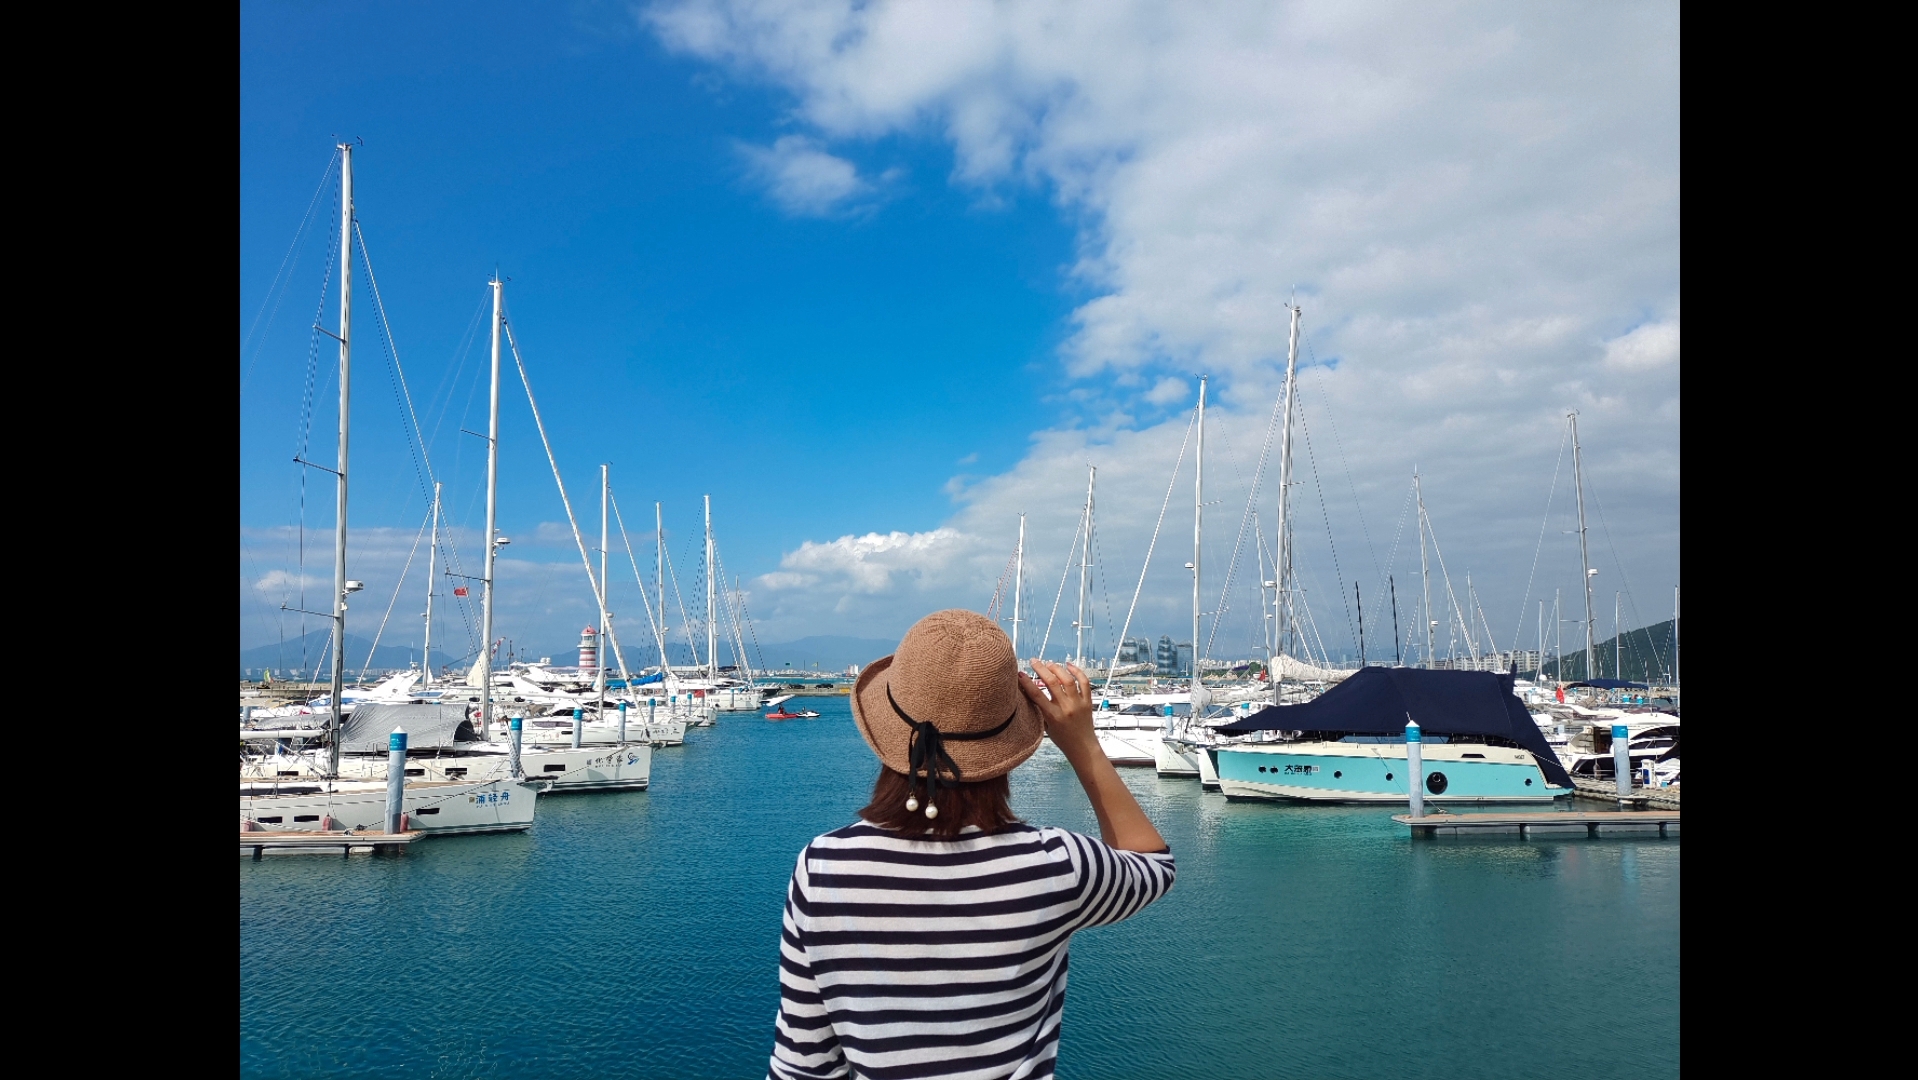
[
  {"left": 1393, "top": 810, "right": 1679, "bottom": 838},
  {"left": 241, "top": 830, "right": 424, "bottom": 859},
  {"left": 1571, "top": 778, "right": 1681, "bottom": 809}
]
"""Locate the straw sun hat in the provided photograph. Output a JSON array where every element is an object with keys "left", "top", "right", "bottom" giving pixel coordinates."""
[{"left": 852, "top": 610, "right": 1045, "bottom": 816}]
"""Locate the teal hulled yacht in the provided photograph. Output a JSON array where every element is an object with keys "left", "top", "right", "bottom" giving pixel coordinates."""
[{"left": 1210, "top": 667, "right": 1574, "bottom": 804}]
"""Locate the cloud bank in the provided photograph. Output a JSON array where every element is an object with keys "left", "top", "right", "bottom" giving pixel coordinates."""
[{"left": 650, "top": 0, "right": 1680, "bottom": 659}]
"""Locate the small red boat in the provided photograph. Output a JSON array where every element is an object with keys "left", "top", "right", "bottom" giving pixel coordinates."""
[{"left": 765, "top": 709, "right": 802, "bottom": 720}]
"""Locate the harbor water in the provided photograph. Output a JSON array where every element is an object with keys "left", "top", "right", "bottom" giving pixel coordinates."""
[{"left": 240, "top": 696, "right": 1680, "bottom": 1078}]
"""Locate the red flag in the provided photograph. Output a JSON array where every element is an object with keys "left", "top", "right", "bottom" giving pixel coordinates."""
[{"left": 453, "top": 586, "right": 469, "bottom": 597}]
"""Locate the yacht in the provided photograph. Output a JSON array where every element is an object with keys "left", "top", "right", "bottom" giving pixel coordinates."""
[
  {"left": 241, "top": 702, "right": 652, "bottom": 793},
  {"left": 1559, "top": 718, "right": 1680, "bottom": 786},
  {"left": 1210, "top": 667, "right": 1574, "bottom": 803}
]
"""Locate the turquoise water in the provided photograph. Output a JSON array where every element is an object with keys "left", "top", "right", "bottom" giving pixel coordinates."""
[{"left": 240, "top": 697, "right": 1680, "bottom": 1078}]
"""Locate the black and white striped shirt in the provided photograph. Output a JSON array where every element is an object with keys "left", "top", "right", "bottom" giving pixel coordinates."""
[{"left": 767, "top": 821, "right": 1176, "bottom": 1080}]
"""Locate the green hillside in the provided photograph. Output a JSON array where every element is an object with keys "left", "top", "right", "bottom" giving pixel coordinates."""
[{"left": 1541, "top": 618, "right": 1678, "bottom": 683}]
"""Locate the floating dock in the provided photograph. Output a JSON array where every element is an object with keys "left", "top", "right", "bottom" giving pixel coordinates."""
[
  {"left": 1393, "top": 811, "right": 1678, "bottom": 838},
  {"left": 241, "top": 830, "right": 424, "bottom": 859},
  {"left": 1571, "top": 778, "right": 1681, "bottom": 810}
]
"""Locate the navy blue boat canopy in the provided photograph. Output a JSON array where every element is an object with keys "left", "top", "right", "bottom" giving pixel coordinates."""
[
  {"left": 1565, "top": 678, "right": 1648, "bottom": 690},
  {"left": 1213, "top": 667, "right": 1572, "bottom": 787}
]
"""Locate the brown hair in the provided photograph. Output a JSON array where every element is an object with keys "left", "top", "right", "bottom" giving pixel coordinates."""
[{"left": 859, "top": 766, "right": 1020, "bottom": 839}]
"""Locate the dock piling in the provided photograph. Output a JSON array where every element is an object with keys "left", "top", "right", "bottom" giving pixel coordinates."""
[
  {"left": 573, "top": 707, "right": 584, "bottom": 749},
  {"left": 386, "top": 728, "right": 408, "bottom": 834},
  {"left": 509, "top": 717, "right": 523, "bottom": 777},
  {"left": 619, "top": 701, "right": 628, "bottom": 743},
  {"left": 1406, "top": 719, "right": 1424, "bottom": 819},
  {"left": 1612, "top": 724, "right": 1633, "bottom": 801}
]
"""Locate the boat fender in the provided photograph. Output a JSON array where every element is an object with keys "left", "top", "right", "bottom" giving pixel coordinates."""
[{"left": 1425, "top": 771, "right": 1448, "bottom": 795}]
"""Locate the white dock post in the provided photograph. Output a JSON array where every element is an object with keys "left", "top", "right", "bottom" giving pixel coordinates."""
[
  {"left": 649, "top": 697, "right": 657, "bottom": 736},
  {"left": 386, "top": 728, "right": 408, "bottom": 834},
  {"left": 1612, "top": 724, "right": 1633, "bottom": 800},
  {"left": 618, "top": 701, "right": 628, "bottom": 743},
  {"left": 509, "top": 717, "right": 523, "bottom": 778},
  {"left": 572, "top": 706, "right": 584, "bottom": 749},
  {"left": 1406, "top": 719, "right": 1424, "bottom": 818}
]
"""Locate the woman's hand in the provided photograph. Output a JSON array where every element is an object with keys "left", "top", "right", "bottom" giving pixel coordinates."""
[
  {"left": 1020, "top": 659, "right": 1168, "bottom": 853},
  {"left": 1020, "top": 660, "right": 1095, "bottom": 751}
]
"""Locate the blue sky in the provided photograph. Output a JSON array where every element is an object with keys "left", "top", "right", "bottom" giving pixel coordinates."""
[{"left": 241, "top": 2, "right": 1680, "bottom": 674}]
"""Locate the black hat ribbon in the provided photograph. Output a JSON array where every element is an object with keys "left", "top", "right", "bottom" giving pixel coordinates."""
[{"left": 888, "top": 684, "right": 1014, "bottom": 819}]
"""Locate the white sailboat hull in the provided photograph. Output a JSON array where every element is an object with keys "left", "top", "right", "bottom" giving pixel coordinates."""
[
  {"left": 239, "top": 777, "right": 539, "bottom": 835},
  {"left": 245, "top": 743, "right": 653, "bottom": 793},
  {"left": 1095, "top": 728, "right": 1160, "bottom": 766},
  {"left": 1195, "top": 744, "right": 1221, "bottom": 788},
  {"left": 520, "top": 719, "right": 686, "bottom": 747},
  {"left": 1155, "top": 737, "right": 1199, "bottom": 776}
]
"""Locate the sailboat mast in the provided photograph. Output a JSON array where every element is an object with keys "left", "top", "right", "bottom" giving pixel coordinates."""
[
  {"left": 705, "top": 495, "right": 717, "bottom": 681},
  {"left": 1272, "top": 305, "right": 1301, "bottom": 700},
  {"left": 1570, "top": 412, "right": 1597, "bottom": 681},
  {"left": 597, "top": 464, "right": 611, "bottom": 695},
  {"left": 1355, "top": 582, "right": 1366, "bottom": 667},
  {"left": 1465, "top": 572, "right": 1480, "bottom": 663},
  {"left": 1614, "top": 591, "right": 1621, "bottom": 682},
  {"left": 656, "top": 502, "right": 666, "bottom": 672},
  {"left": 326, "top": 143, "right": 355, "bottom": 778},
  {"left": 1076, "top": 465, "right": 1094, "bottom": 667},
  {"left": 423, "top": 481, "right": 440, "bottom": 684},
  {"left": 1416, "top": 472, "right": 1434, "bottom": 669},
  {"left": 1554, "top": 588, "right": 1562, "bottom": 680},
  {"left": 1390, "top": 575, "right": 1401, "bottom": 666},
  {"left": 1012, "top": 514, "right": 1025, "bottom": 658},
  {"left": 479, "top": 276, "right": 503, "bottom": 740},
  {"left": 1192, "top": 376, "right": 1206, "bottom": 686}
]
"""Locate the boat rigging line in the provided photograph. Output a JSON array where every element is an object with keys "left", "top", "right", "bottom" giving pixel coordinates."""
[
  {"left": 499, "top": 315, "right": 632, "bottom": 682},
  {"left": 1104, "top": 403, "right": 1199, "bottom": 690},
  {"left": 1205, "top": 368, "right": 1289, "bottom": 661},
  {"left": 607, "top": 488, "right": 671, "bottom": 672},
  {"left": 355, "top": 501, "right": 436, "bottom": 680},
  {"left": 1036, "top": 499, "right": 1086, "bottom": 662},
  {"left": 242, "top": 148, "right": 340, "bottom": 395},
  {"left": 1291, "top": 375, "right": 1358, "bottom": 658},
  {"left": 1508, "top": 416, "right": 1571, "bottom": 670}
]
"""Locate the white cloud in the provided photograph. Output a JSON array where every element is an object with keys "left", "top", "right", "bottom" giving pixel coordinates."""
[
  {"left": 762, "top": 528, "right": 984, "bottom": 595},
  {"left": 531, "top": 521, "right": 587, "bottom": 548},
  {"left": 1144, "top": 376, "right": 1188, "bottom": 406},
  {"left": 241, "top": 525, "right": 615, "bottom": 663},
  {"left": 738, "top": 134, "right": 874, "bottom": 215},
  {"left": 1603, "top": 319, "right": 1680, "bottom": 371},
  {"left": 744, "top": 528, "right": 1003, "bottom": 626},
  {"left": 253, "top": 569, "right": 324, "bottom": 597},
  {"left": 645, "top": 1, "right": 1681, "bottom": 657}
]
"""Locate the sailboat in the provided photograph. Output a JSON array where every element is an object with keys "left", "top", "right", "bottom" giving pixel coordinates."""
[
  {"left": 240, "top": 147, "right": 541, "bottom": 834},
  {"left": 1086, "top": 375, "right": 1260, "bottom": 765},
  {"left": 1203, "top": 412, "right": 1573, "bottom": 803},
  {"left": 1208, "top": 667, "right": 1574, "bottom": 802}
]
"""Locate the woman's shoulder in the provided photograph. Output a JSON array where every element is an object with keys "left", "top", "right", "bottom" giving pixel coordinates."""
[{"left": 803, "top": 820, "right": 1064, "bottom": 855}]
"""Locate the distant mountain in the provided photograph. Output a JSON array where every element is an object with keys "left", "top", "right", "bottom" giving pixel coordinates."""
[
  {"left": 752, "top": 635, "right": 898, "bottom": 672},
  {"left": 240, "top": 630, "right": 460, "bottom": 680},
  {"left": 244, "top": 630, "right": 901, "bottom": 681},
  {"left": 1540, "top": 618, "right": 1678, "bottom": 683},
  {"left": 624, "top": 634, "right": 897, "bottom": 673}
]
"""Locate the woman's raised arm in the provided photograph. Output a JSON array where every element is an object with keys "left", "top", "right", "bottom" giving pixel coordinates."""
[{"left": 1020, "top": 660, "right": 1168, "bottom": 853}]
